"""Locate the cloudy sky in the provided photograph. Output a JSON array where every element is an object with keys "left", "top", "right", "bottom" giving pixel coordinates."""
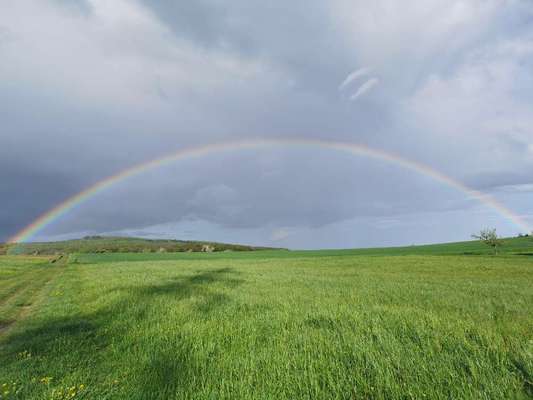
[{"left": 1, "top": 0, "right": 532, "bottom": 248}]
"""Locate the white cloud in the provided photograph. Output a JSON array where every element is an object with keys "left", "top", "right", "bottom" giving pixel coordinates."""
[
  {"left": 0, "top": 0, "right": 272, "bottom": 110},
  {"left": 331, "top": 0, "right": 503, "bottom": 66},
  {"left": 350, "top": 78, "right": 379, "bottom": 100},
  {"left": 338, "top": 67, "right": 371, "bottom": 91},
  {"left": 404, "top": 36, "right": 533, "bottom": 173}
]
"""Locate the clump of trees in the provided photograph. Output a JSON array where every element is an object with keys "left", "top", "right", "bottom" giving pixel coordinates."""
[{"left": 472, "top": 228, "right": 503, "bottom": 254}]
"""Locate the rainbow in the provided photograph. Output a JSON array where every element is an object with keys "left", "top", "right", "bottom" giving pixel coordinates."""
[{"left": 8, "top": 138, "right": 531, "bottom": 243}]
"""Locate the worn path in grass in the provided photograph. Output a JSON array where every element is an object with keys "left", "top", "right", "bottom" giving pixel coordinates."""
[
  {"left": 0, "top": 257, "right": 65, "bottom": 336},
  {"left": 0, "top": 253, "right": 532, "bottom": 399}
]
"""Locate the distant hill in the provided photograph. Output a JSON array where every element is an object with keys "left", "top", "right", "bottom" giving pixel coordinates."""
[
  {"left": 299, "top": 235, "right": 533, "bottom": 257},
  {"left": 1, "top": 236, "right": 279, "bottom": 255},
  {"left": 1, "top": 235, "right": 531, "bottom": 257}
]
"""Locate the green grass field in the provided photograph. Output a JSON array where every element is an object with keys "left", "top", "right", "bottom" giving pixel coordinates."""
[{"left": 1, "top": 240, "right": 532, "bottom": 399}]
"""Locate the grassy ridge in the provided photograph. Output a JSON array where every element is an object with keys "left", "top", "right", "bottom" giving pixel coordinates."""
[
  {"left": 71, "top": 235, "right": 533, "bottom": 264},
  {"left": 0, "top": 253, "right": 532, "bottom": 399},
  {"left": 4, "top": 236, "right": 278, "bottom": 256},
  {"left": 5, "top": 235, "right": 533, "bottom": 260}
]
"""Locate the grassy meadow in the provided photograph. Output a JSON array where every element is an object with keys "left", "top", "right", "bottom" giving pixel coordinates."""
[{"left": 0, "top": 240, "right": 532, "bottom": 399}]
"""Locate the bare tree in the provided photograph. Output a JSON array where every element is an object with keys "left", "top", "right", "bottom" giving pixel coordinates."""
[{"left": 472, "top": 228, "right": 503, "bottom": 254}]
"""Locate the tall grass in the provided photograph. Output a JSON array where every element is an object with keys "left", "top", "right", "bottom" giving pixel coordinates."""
[{"left": 0, "top": 254, "right": 532, "bottom": 399}]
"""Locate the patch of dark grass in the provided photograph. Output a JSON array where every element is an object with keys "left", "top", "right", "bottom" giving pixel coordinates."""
[
  {"left": 0, "top": 267, "right": 244, "bottom": 398},
  {"left": 304, "top": 316, "right": 340, "bottom": 330}
]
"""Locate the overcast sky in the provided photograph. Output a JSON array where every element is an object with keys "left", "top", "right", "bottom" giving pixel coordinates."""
[{"left": 1, "top": 0, "right": 532, "bottom": 248}]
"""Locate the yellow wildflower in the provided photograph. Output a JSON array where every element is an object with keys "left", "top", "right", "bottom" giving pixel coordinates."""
[{"left": 39, "top": 376, "right": 53, "bottom": 385}]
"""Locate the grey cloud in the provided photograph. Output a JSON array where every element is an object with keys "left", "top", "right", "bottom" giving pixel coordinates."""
[
  {"left": 137, "top": 0, "right": 244, "bottom": 49},
  {"left": 52, "top": 0, "right": 93, "bottom": 16},
  {"left": 467, "top": 170, "right": 533, "bottom": 191},
  {"left": 0, "top": 165, "right": 80, "bottom": 242},
  {"left": 1, "top": 0, "right": 532, "bottom": 246},
  {"left": 38, "top": 149, "right": 483, "bottom": 237},
  {"left": 138, "top": 0, "right": 356, "bottom": 94}
]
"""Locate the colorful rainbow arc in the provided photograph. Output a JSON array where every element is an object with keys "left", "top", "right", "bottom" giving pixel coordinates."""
[{"left": 8, "top": 138, "right": 531, "bottom": 243}]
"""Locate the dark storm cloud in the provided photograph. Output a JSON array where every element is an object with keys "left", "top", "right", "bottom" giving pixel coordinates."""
[
  {"left": 1, "top": 0, "right": 532, "bottom": 246},
  {"left": 40, "top": 149, "right": 481, "bottom": 238},
  {"left": 0, "top": 165, "right": 81, "bottom": 242}
]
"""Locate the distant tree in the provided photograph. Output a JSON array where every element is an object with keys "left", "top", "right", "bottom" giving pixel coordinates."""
[{"left": 472, "top": 228, "right": 503, "bottom": 254}]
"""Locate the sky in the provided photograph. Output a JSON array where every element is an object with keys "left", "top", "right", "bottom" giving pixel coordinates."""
[{"left": 1, "top": 0, "right": 532, "bottom": 249}]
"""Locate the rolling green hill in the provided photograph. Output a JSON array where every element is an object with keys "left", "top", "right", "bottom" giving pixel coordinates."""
[
  {"left": 4, "top": 234, "right": 531, "bottom": 261},
  {"left": 2, "top": 236, "right": 278, "bottom": 256}
]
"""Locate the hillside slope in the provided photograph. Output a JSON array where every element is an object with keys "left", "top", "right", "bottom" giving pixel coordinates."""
[
  {"left": 2, "top": 235, "right": 532, "bottom": 258},
  {"left": 3, "top": 236, "right": 278, "bottom": 255}
]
